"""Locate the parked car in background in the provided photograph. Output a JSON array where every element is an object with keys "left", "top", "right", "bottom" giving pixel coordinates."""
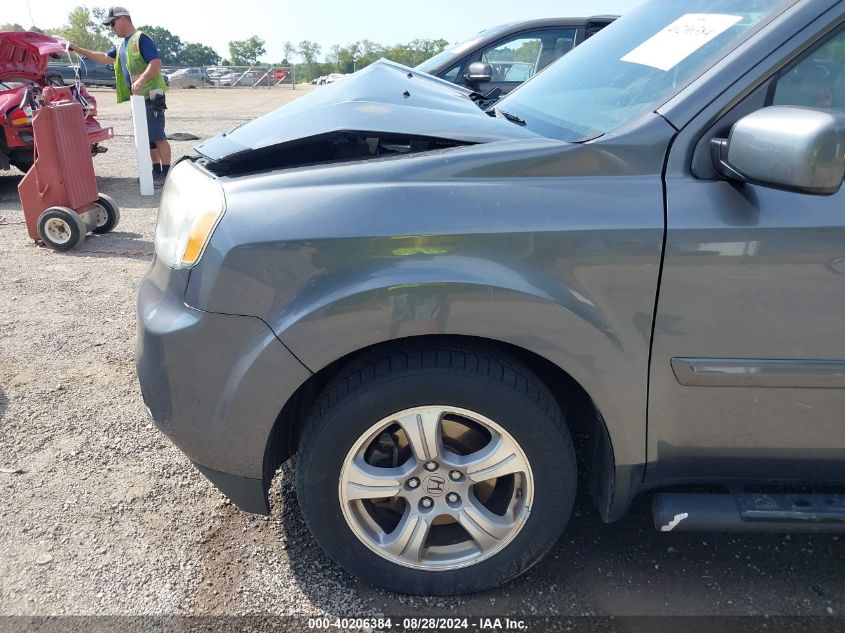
[
  {"left": 1, "top": 31, "right": 110, "bottom": 172},
  {"left": 206, "top": 66, "right": 232, "bottom": 83},
  {"left": 415, "top": 16, "right": 616, "bottom": 97},
  {"left": 216, "top": 69, "right": 276, "bottom": 87},
  {"left": 324, "top": 72, "right": 345, "bottom": 84},
  {"left": 166, "top": 67, "right": 211, "bottom": 89},
  {"left": 138, "top": 0, "right": 845, "bottom": 597},
  {"left": 46, "top": 57, "right": 115, "bottom": 87},
  {"left": 216, "top": 71, "right": 244, "bottom": 86}
]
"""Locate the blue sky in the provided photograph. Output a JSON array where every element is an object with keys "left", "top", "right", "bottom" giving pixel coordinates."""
[{"left": 7, "top": 0, "right": 644, "bottom": 62}]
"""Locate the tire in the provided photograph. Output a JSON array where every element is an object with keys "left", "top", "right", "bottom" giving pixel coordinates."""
[
  {"left": 37, "top": 206, "right": 87, "bottom": 251},
  {"left": 295, "top": 342, "right": 577, "bottom": 595},
  {"left": 92, "top": 193, "right": 120, "bottom": 234}
]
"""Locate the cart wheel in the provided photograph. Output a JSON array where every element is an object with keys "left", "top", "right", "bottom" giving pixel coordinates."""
[
  {"left": 92, "top": 193, "right": 120, "bottom": 234},
  {"left": 37, "top": 207, "right": 87, "bottom": 251}
]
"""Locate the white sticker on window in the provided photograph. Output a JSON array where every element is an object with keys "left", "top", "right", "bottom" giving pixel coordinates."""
[{"left": 620, "top": 13, "right": 742, "bottom": 71}]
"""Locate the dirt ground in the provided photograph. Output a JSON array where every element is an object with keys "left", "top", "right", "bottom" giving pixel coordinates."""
[{"left": 0, "top": 86, "right": 843, "bottom": 626}]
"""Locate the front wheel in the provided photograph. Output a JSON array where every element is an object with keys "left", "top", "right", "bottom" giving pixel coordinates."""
[
  {"left": 295, "top": 343, "right": 577, "bottom": 595},
  {"left": 37, "top": 207, "right": 87, "bottom": 251}
]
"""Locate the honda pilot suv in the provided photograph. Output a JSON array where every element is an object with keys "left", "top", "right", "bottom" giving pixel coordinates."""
[{"left": 137, "top": 0, "right": 845, "bottom": 595}]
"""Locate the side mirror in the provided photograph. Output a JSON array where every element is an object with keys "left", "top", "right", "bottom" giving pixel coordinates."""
[
  {"left": 465, "top": 61, "right": 492, "bottom": 84},
  {"left": 712, "top": 106, "right": 845, "bottom": 195}
]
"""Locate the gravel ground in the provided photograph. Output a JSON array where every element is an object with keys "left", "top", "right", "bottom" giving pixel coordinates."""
[{"left": 0, "top": 86, "right": 843, "bottom": 626}]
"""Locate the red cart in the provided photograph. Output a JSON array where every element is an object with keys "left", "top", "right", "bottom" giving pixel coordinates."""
[{"left": 18, "top": 85, "right": 118, "bottom": 251}]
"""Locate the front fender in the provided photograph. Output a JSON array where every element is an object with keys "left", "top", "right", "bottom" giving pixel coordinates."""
[
  {"left": 184, "top": 131, "right": 670, "bottom": 470},
  {"left": 272, "top": 247, "right": 657, "bottom": 469}
]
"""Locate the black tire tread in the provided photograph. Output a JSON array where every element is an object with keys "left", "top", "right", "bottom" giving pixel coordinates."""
[
  {"left": 302, "top": 343, "right": 566, "bottom": 446},
  {"left": 295, "top": 340, "right": 576, "bottom": 594}
]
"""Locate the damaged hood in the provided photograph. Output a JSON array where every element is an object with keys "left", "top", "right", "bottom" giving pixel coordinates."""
[
  {"left": 0, "top": 31, "right": 68, "bottom": 82},
  {"left": 196, "top": 59, "right": 540, "bottom": 163}
]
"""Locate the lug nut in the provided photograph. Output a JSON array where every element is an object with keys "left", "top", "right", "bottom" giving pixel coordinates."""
[
  {"left": 424, "top": 461, "right": 438, "bottom": 472},
  {"left": 447, "top": 492, "right": 460, "bottom": 503},
  {"left": 449, "top": 470, "right": 462, "bottom": 481},
  {"left": 420, "top": 497, "right": 433, "bottom": 508},
  {"left": 407, "top": 477, "right": 420, "bottom": 489}
]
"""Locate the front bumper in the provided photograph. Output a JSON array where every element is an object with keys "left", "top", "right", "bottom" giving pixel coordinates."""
[{"left": 136, "top": 257, "right": 311, "bottom": 513}]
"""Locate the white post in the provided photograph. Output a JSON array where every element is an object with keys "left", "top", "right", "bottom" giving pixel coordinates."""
[{"left": 130, "top": 95, "right": 154, "bottom": 196}]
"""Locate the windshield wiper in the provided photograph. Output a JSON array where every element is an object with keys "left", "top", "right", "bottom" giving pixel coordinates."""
[{"left": 497, "top": 109, "right": 526, "bottom": 127}]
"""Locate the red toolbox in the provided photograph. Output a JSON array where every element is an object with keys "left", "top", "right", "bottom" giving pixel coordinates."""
[{"left": 18, "top": 86, "right": 118, "bottom": 251}]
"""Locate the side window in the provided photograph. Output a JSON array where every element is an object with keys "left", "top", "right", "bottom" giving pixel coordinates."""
[
  {"left": 480, "top": 29, "right": 576, "bottom": 82},
  {"left": 441, "top": 62, "right": 464, "bottom": 84},
  {"left": 503, "top": 63, "right": 533, "bottom": 82},
  {"left": 772, "top": 29, "right": 845, "bottom": 112},
  {"left": 537, "top": 35, "right": 574, "bottom": 72}
]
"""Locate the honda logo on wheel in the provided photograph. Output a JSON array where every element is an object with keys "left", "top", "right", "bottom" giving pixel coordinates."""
[{"left": 425, "top": 474, "right": 447, "bottom": 496}]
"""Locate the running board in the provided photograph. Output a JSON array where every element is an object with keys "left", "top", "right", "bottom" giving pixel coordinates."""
[{"left": 653, "top": 492, "right": 845, "bottom": 533}]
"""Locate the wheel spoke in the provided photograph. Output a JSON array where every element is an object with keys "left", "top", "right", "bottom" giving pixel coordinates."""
[
  {"left": 457, "top": 494, "right": 517, "bottom": 552},
  {"left": 461, "top": 432, "right": 528, "bottom": 483},
  {"left": 397, "top": 409, "right": 442, "bottom": 462},
  {"left": 338, "top": 405, "right": 536, "bottom": 571},
  {"left": 343, "top": 456, "right": 405, "bottom": 501},
  {"left": 382, "top": 508, "right": 430, "bottom": 562}
]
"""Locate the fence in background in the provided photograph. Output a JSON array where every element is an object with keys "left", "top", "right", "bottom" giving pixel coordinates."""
[{"left": 162, "top": 66, "right": 297, "bottom": 89}]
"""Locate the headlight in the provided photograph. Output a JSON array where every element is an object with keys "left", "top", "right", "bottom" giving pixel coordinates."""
[{"left": 155, "top": 160, "right": 225, "bottom": 268}]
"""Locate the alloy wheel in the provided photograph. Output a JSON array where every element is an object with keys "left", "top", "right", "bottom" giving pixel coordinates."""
[{"left": 338, "top": 406, "right": 534, "bottom": 571}]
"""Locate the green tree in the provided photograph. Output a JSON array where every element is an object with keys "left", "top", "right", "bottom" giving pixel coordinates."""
[
  {"left": 283, "top": 40, "right": 296, "bottom": 65},
  {"left": 179, "top": 42, "right": 220, "bottom": 66},
  {"left": 1, "top": 23, "right": 26, "bottom": 32},
  {"left": 327, "top": 44, "right": 341, "bottom": 71},
  {"left": 49, "top": 6, "right": 112, "bottom": 51},
  {"left": 283, "top": 38, "right": 450, "bottom": 80},
  {"left": 347, "top": 38, "right": 449, "bottom": 70},
  {"left": 228, "top": 35, "right": 265, "bottom": 65},
  {"left": 339, "top": 41, "right": 362, "bottom": 73},
  {"left": 297, "top": 39, "right": 321, "bottom": 80},
  {"left": 137, "top": 25, "right": 183, "bottom": 64},
  {"left": 485, "top": 40, "right": 540, "bottom": 64},
  {"left": 342, "top": 39, "right": 387, "bottom": 70}
]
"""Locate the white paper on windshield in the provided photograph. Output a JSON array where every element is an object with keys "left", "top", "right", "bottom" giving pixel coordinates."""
[{"left": 620, "top": 13, "right": 742, "bottom": 71}]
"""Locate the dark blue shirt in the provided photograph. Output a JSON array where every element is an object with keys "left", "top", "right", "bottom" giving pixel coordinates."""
[{"left": 107, "top": 33, "right": 160, "bottom": 87}]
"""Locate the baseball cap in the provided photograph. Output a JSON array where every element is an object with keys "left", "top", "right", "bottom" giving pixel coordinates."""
[{"left": 101, "top": 6, "right": 131, "bottom": 25}]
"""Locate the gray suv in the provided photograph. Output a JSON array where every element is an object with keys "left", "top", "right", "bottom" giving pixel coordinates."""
[{"left": 137, "top": 0, "right": 845, "bottom": 595}]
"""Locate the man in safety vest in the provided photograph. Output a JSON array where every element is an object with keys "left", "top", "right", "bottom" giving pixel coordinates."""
[{"left": 70, "top": 6, "right": 171, "bottom": 188}]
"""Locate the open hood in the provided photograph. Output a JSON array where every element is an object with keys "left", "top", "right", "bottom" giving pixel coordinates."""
[
  {"left": 196, "top": 59, "right": 540, "bottom": 168},
  {"left": 0, "top": 31, "right": 68, "bottom": 82}
]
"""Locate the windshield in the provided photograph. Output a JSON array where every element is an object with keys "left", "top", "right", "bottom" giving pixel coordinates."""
[{"left": 494, "top": 0, "right": 795, "bottom": 141}]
